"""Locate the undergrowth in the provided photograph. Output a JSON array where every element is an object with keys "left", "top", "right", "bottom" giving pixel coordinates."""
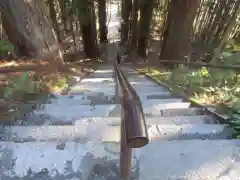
[
  {"left": 0, "top": 40, "right": 14, "bottom": 55},
  {"left": 3, "top": 72, "right": 68, "bottom": 100},
  {"left": 137, "top": 52, "right": 240, "bottom": 138}
]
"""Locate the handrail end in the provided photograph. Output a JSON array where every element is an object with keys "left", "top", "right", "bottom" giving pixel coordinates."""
[{"left": 127, "top": 137, "right": 149, "bottom": 148}]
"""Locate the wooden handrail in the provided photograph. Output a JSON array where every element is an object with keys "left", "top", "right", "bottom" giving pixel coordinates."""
[{"left": 115, "top": 52, "right": 149, "bottom": 180}]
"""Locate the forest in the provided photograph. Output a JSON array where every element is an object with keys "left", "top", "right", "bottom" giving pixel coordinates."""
[{"left": 0, "top": 0, "right": 239, "bottom": 128}]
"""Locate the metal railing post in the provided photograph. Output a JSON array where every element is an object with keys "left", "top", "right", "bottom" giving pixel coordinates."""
[{"left": 120, "top": 117, "right": 132, "bottom": 180}]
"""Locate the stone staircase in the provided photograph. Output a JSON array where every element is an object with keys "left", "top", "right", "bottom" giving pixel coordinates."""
[{"left": 0, "top": 45, "right": 240, "bottom": 180}]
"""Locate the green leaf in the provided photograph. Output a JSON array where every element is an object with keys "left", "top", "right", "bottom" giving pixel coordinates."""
[
  {"left": 232, "top": 132, "right": 240, "bottom": 139},
  {"left": 0, "top": 40, "right": 14, "bottom": 53},
  {"left": 3, "top": 87, "right": 13, "bottom": 98},
  {"left": 18, "top": 72, "right": 29, "bottom": 84},
  {"left": 14, "top": 72, "right": 29, "bottom": 90}
]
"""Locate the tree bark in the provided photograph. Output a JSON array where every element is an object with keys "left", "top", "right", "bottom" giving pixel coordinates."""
[
  {"left": 69, "top": 6, "right": 77, "bottom": 52},
  {"left": 131, "top": 0, "right": 139, "bottom": 49},
  {"left": 98, "top": 0, "right": 108, "bottom": 42},
  {"left": 137, "top": 0, "right": 154, "bottom": 57},
  {"left": 59, "top": 0, "right": 69, "bottom": 34},
  {"left": 210, "top": 4, "right": 240, "bottom": 64},
  {"left": 0, "top": 0, "right": 62, "bottom": 61},
  {"left": 121, "top": 0, "right": 132, "bottom": 44},
  {"left": 77, "top": 0, "right": 99, "bottom": 58},
  {"left": 192, "top": 0, "right": 240, "bottom": 61},
  {"left": 160, "top": 0, "right": 200, "bottom": 63},
  {"left": 91, "top": 1, "right": 98, "bottom": 48},
  {"left": 47, "top": 0, "right": 61, "bottom": 43}
]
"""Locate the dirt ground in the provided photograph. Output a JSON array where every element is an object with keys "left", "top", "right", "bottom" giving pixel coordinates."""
[{"left": 0, "top": 58, "right": 100, "bottom": 124}]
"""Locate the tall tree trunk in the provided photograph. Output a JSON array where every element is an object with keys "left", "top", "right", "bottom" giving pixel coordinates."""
[
  {"left": 192, "top": 0, "right": 240, "bottom": 61},
  {"left": 0, "top": 0, "right": 62, "bottom": 61},
  {"left": 59, "top": 0, "right": 68, "bottom": 35},
  {"left": 160, "top": 0, "right": 200, "bottom": 63},
  {"left": 91, "top": 1, "right": 98, "bottom": 48},
  {"left": 47, "top": 0, "right": 61, "bottom": 43},
  {"left": 121, "top": 0, "right": 132, "bottom": 44},
  {"left": 69, "top": 6, "right": 77, "bottom": 52},
  {"left": 131, "top": 0, "right": 139, "bottom": 49},
  {"left": 137, "top": 0, "right": 154, "bottom": 57},
  {"left": 78, "top": 0, "right": 99, "bottom": 58},
  {"left": 98, "top": 0, "right": 108, "bottom": 42},
  {"left": 210, "top": 4, "right": 240, "bottom": 64}
]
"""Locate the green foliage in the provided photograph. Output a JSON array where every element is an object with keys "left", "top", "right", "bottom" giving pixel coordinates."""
[
  {"left": 220, "top": 50, "right": 240, "bottom": 66},
  {"left": 3, "top": 72, "right": 40, "bottom": 99},
  {"left": 3, "top": 72, "right": 69, "bottom": 99},
  {"left": 224, "top": 39, "right": 240, "bottom": 53},
  {"left": 228, "top": 100, "right": 240, "bottom": 139},
  {"left": 169, "top": 66, "right": 211, "bottom": 89},
  {"left": 144, "top": 64, "right": 239, "bottom": 107},
  {"left": 0, "top": 40, "right": 14, "bottom": 54},
  {"left": 54, "top": 76, "right": 67, "bottom": 88},
  {"left": 144, "top": 66, "right": 240, "bottom": 138}
]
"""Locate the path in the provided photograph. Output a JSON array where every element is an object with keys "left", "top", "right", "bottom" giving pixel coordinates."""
[{"left": 0, "top": 43, "right": 240, "bottom": 179}]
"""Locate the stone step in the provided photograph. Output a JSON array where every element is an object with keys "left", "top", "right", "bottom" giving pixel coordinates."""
[
  {"left": 94, "top": 69, "right": 114, "bottom": 73},
  {"left": 46, "top": 94, "right": 119, "bottom": 105},
  {"left": 70, "top": 84, "right": 115, "bottom": 90},
  {"left": 160, "top": 107, "right": 209, "bottom": 116},
  {"left": 134, "top": 140, "right": 240, "bottom": 180},
  {"left": 88, "top": 72, "right": 114, "bottom": 78},
  {"left": 0, "top": 125, "right": 118, "bottom": 142},
  {"left": 47, "top": 94, "right": 177, "bottom": 106},
  {"left": 37, "top": 94, "right": 182, "bottom": 107},
  {"left": 67, "top": 90, "right": 116, "bottom": 97},
  {"left": 0, "top": 141, "right": 120, "bottom": 179},
  {"left": 31, "top": 104, "right": 120, "bottom": 121},
  {"left": 132, "top": 86, "right": 168, "bottom": 93},
  {"left": 138, "top": 91, "right": 172, "bottom": 98},
  {"left": 69, "top": 84, "right": 115, "bottom": 96},
  {"left": 73, "top": 115, "right": 218, "bottom": 126},
  {"left": 81, "top": 77, "right": 114, "bottom": 83},
  {"left": 127, "top": 78, "right": 150, "bottom": 83},
  {"left": 0, "top": 123, "right": 231, "bottom": 142},
  {"left": 129, "top": 81, "right": 159, "bottom": 86},
  {"left": 148, "top": 124, "right": 232, "bottom": 140},
  {"left": 141, "top": 98, "right": 184, "bottom": 104},
  {"left": 68, "top": 90, "right": 115, "bottom": 96},
  {"left": 19, "top": 115, "right": 218, "bottom": 126},
  {"left": 143, "top": 102, "right": 191, "bottom": 116},
  {"left": 31, "top": 102, "right": 191, "bottom": 121},
  {"left": 207, "top": 107, "right": 229, "bottom": 120},
  {"left": 1, "top": 140, "right": 239, "bottom": 179},
  {"left": 72, "top": 81, "right": 115, "bottom": 87}
]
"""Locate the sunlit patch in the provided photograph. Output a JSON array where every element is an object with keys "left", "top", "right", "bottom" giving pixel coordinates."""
[
  {"left": 81, "top": 78, "right": 114, "bottom": 83},
  {"left": 94, "top": 70, "right": 114, "bottom": 73}
]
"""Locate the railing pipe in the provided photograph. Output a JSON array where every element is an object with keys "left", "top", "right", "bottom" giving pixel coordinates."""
[{"left": 115, "top": 52, "right": 149, "bottom": 180}]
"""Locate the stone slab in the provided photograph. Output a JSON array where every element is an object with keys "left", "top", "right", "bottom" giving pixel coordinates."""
[
  {"left": 0, "top": 123, "right": 230, "bottom": 142},
  {"left": 1, "top": 140, "right": 239, "bottom": 179},
  {"left": 32, "top": 104, "right": 120, "bottom": 120},
  {"left": 142, "top": 102, "right": 191, "bottom": 116},
  {"left": 135, "top": 140, "right": 240, "bottom": 180},
  {"left": 0, "top": 141, "right": 120, "bottom": 179}
]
